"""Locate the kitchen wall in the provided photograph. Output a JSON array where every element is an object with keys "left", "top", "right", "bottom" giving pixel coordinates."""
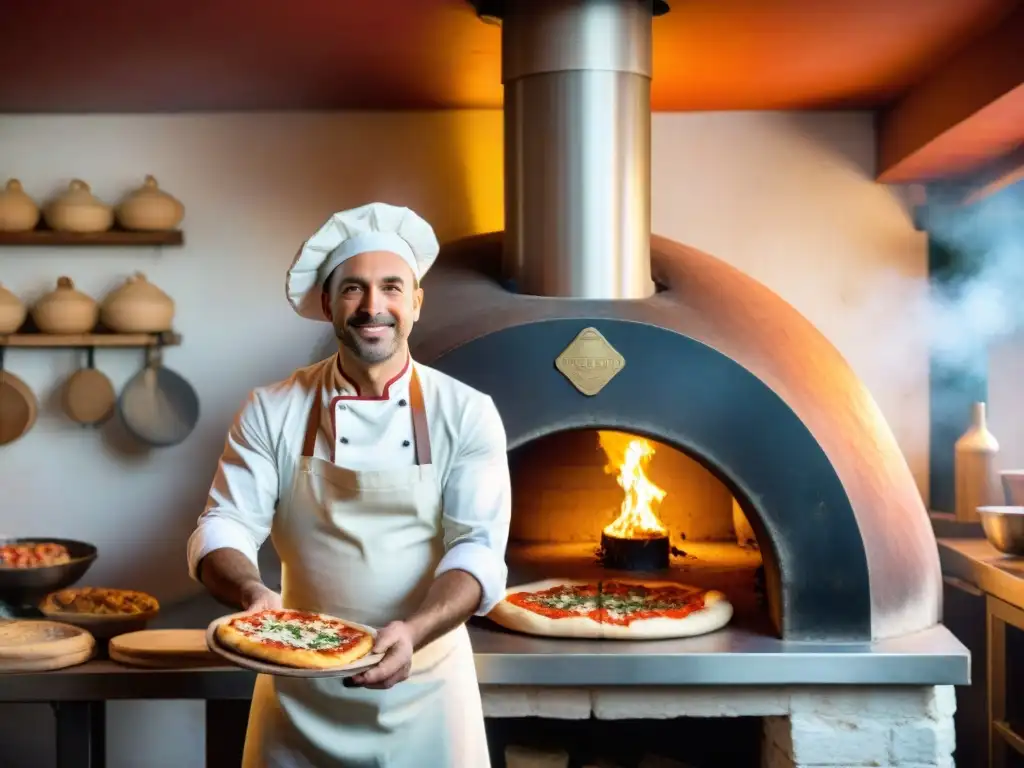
[{"left": 0, "top": 109, "right": 1013, "bottom": 766}]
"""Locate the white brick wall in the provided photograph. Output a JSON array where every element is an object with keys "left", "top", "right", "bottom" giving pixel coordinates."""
[
  {"left": 764, "top": 686, "right": 956, "bottom": 768},
  {"left": 482, "top": 685, "right": 957, "bottom": 768}
]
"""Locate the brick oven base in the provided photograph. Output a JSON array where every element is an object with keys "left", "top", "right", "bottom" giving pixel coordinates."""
[{"left": 482, "top": 685, "right": 956, "bottom": 767}]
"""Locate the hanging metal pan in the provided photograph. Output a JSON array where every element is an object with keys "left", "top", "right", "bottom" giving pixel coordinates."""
[
  {"left": 0, "top": 347, "right": 38, "bottom": 446},
  {"left": 118, "top": 345, "right": 199, "bottom": 447},
  {"left": 63, "top": 347, "right": 116, "bottom": 427}
]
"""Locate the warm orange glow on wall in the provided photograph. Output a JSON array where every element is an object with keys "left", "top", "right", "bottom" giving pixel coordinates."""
[{"left": 450, "top": 111, "right": 504, "bottom": 235}]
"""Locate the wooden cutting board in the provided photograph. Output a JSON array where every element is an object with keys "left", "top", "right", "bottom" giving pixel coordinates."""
[
  {"left": 109, "top": 629, "right": 221, "bottom": 668},
  {"left": 0, "top": 619, "right": 95, "bottom": 672}
]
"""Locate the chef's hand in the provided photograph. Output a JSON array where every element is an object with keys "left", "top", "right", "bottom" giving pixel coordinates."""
[
  {"left": 239, "top": 581, "right": 282, "bottom": 612},
  {"left": 346, "top": 621, "right": 414, "bottom": 690}
]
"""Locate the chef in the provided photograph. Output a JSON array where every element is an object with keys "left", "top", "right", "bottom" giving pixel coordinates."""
[{"left": 186, "top": 202, "right": 511, "bottom": 767}]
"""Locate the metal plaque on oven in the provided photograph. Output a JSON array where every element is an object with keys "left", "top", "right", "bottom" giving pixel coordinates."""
[{"left": 555, "top": 327, "right": 625, "bottom": 396}]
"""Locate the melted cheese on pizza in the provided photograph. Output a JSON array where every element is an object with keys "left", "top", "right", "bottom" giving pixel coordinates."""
[{"left": 235, "top": 614, "right": 361, "bottom": 651}]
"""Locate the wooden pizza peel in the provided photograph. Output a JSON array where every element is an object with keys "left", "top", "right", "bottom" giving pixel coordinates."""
[
  {"left": 109, "top": 629, "right": 222, "bottom": 668},
  {"left": 0, "top": 618, "right": 95, "bottom": 672}
]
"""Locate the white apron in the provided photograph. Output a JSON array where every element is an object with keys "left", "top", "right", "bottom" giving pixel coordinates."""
[{"left": 241, "top": 370, "right": 491, "bottom": 768}]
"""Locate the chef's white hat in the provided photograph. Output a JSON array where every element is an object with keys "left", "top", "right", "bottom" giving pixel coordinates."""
[{"left": 286, "top": 202, "right": 440, "bottom": 321}]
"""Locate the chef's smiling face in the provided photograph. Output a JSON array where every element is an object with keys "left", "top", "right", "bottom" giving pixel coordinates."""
[{"left": 321, "top": 250, "right": 423, "bottom": 365}]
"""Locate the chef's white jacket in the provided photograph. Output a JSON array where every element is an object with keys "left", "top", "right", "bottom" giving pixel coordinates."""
[{"left": 186, "top": 355, "right": 512, "bottom": 614}]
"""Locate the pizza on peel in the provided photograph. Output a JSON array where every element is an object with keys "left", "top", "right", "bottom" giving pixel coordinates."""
[
  {"left": 487, "top": 578, "right": 733, "bottom": 640},
  {"left": 214, "top": 609, "right": 375, "bottom": 670}
]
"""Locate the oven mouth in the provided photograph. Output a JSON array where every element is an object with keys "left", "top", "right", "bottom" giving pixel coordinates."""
[{"left": 502, "top": 425, "right": 773, "bottom": 635}]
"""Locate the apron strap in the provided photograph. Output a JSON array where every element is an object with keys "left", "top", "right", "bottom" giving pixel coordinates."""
[
  {"left": 301, "top": 389, "right": 322, "bottom": 458},
  {"left": 409, "top": 369, "right": 432, "bottom": 466},
  {"left": 300, "top": 367, "right": 432, "bottom": 465}
]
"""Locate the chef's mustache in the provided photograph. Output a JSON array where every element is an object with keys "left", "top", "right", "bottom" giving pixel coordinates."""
[{"left": 347, "top": 312, "right": 396, "bottom": 328}]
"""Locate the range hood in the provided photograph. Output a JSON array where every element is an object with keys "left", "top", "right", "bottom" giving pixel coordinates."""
[{"left": 494, "top": 0, "right": 667, "bottom": 299}]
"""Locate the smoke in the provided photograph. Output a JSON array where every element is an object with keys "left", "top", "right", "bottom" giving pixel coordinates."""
[
  {"left": 918, "top": 180, "right": 1024, "bottom": 433},
  {"left": 841, "top": 178, "right": 1022, "bottom": 453},
  {"left": 923, "top": 181, "right": 1024, "bottom": 372}
]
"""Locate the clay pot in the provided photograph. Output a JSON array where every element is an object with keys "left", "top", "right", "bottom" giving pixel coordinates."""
[
  {"left": 31, "top": 277, "right": 99, "bottom": 334},
  {"left": 0, "top": 283, "right": 27, "bottom": 333},
  {"left": 43, "top": 180, "right": 114, "bottom": 234},
  {"left": 115, "top": 176, "right": 185, "bottom": 232},
  {"left": 100, "top": 273, "right": 175, "bottom": 333},
  {"left": 0, "top": 179, "right": 41, "bottom": 233}
]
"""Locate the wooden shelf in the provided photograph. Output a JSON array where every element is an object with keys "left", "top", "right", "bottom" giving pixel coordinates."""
[
  {"left": 0, "top": 229, "right": 183, "bottom": 247},
  {"left": 0, "top": 331, "right": 181, "bottom": 348}
]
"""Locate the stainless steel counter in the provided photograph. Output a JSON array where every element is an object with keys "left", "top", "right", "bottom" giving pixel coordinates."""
[
  {"left": 470, "top": 623, "right": 968, "bottom": 686},
  {"left": 0, "top": 622, "right": 968, "bottom": 703},
  {"left": 939, "top": 538, "right": 1024, "bottom": 612}
]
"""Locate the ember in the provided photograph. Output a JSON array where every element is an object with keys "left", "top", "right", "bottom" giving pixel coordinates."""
[{"left": 597, "top": 432, "right": 671, "bottom": 571}]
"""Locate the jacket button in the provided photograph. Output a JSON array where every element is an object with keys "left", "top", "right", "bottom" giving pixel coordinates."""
[
  {"left": 340, "top": 437, "right": 349, "bottom": 444},
  {"left": 402, "top": 440, "right": 411, "bottom": 447},
  {"left": 398, "top": 399, "right": 408, "bottom": 407}
]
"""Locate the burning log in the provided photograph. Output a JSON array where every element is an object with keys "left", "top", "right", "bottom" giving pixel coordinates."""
[{"left": 599, "top": 531, "right": 670, "bottom": 571}]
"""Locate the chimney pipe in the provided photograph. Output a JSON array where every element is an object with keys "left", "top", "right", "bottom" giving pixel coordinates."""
[{"left": 473, "top": 0, "right": 668, "bottom": 299}]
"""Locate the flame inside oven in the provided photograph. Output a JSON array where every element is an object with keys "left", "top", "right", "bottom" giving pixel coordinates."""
[
  {"left": 596, "top": 431, "right": 672, "bottom": 572},
  {"left": 598, "top": 432, "right": 668, "bottom": 540}
]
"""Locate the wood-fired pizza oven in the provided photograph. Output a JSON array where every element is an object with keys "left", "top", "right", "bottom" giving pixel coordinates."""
[{"left": 409, "top": 0, "right": 945, "bottom": 645}]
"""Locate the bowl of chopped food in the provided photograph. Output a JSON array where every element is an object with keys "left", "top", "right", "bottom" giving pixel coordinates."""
[
  {"left": 0, "top": 538, "right": 98, "bottom": 606},
  {"left": 38, "top": 586, "right": 161, "bottom": 639}
]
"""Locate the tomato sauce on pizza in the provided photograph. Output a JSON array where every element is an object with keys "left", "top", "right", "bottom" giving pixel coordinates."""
[
  {"left": 597, "top": 581, "right": 706, "bottom": 626},
  {"left": 505, "top": 583, "right": 601, "bottom": 621},
  {"left": 504, "top": 580, "right": 707, "bottom": 627}
]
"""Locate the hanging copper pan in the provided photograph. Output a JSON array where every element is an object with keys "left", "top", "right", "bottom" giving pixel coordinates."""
[
  {"left": 62, "top": 346, "right": 116, "bottom": 427},
  {"left": 0, "top": 347, "right": 37, "bottom": 446}
]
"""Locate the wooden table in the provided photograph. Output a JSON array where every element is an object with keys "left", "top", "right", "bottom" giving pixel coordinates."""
[{"left": 940, "top": 538, "right": 1024, "bottom": 768}]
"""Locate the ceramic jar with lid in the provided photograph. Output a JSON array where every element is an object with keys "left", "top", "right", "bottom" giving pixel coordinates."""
[
  {"left": 0, "top": 179, "right": 41, "bottom": 233},
  {"left": 43, "top": 180, "right": 114, "bottom": 233},
  {"left": 100, "top": 273, "right": 175, "bottom": 333},
  {"left": 115, "top": 175, "right": 185, "bottom": 232},
  {"left": 31, "top": 277, "right": 99, "bottom": 334},
  {"left": 0, "top": 283, "right": 27, "bottom": 333}
]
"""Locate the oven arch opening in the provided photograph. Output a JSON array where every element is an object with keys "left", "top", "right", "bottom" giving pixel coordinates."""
[
  {"left": 505, "top": 425, "right": 779, "bottom": 639},
  {"left": 420, "top": 317, "right": 873, "bottom": 641}
]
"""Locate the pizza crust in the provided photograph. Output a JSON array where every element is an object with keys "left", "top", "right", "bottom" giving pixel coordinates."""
[
  {"left": 486, "top": 578, "right": 733, "bottom": 641},
  {"left": 214, "top": 611, "right": 375, "bottom": 670}
]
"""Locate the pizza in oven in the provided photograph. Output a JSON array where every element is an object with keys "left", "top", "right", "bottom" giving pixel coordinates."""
[
  {"left": 214, "top": 609, "right": 375, "bottom": 669},
  {"left": 487, "top": 578, "right": 733, "bottom": 640},
  {"left": 0, "top": 542, "right": 72, "bottom": 568}
]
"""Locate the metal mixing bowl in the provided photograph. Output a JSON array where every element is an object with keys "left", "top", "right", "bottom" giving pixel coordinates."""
[{"left": 977, "top": 506, "right": 1024, "bottom": 556}]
